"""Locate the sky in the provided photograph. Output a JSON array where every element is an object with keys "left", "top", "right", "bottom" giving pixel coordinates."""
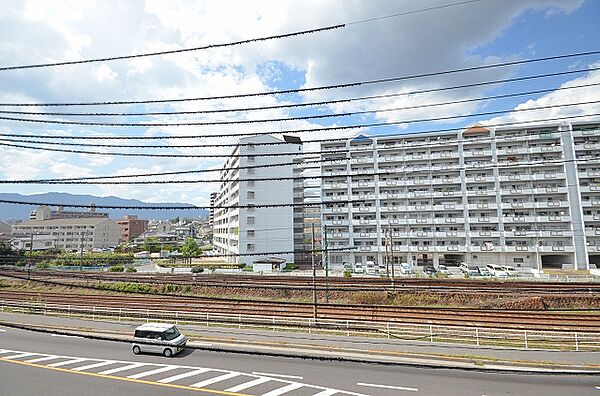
[{"left": 0, "top": 0, "right": 599, "bottom": 207}]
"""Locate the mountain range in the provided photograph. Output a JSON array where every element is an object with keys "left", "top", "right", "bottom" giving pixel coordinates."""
[{"left": 0, "top": 192, "right": 208, "bottom": 221}]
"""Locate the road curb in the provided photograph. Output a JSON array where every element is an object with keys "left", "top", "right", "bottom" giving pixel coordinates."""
[{"left": 1, "top": 319, "right": 599, "bottom": 375}]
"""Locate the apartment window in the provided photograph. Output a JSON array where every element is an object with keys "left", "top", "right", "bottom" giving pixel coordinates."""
[
  {"left": 247, "top": 191, "right": 255, "bottom": 199},
  {"left": 248, "top": 180, "right": 255, "bottom": 187},
  {"left": 247, "top": 145, "right": 255, "bottom": 151},
  {"left": 247, "top": 216, "right": 255, "bottom": 225},
  {"left": 246, "top": 243, "right": 255, "bottom": 251},
  {"left": 248, "top": 168, "right": 255, "bottom": 175},
  {"left": 248, "top": 155, "right": 255, "bottom": 162},
  {"left": 247, "top": 229, "right": 255, "bottom": 238}
]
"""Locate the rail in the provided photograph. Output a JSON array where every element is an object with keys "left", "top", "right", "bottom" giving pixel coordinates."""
[{"left": 1, "top": 299, "right": 598, "bottom": 352}]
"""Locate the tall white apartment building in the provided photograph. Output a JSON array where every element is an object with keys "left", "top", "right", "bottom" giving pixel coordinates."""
[
  {"left": 320, "top": 121, "right": 600, "bottom": 271},
  {"left": 212, "top": 135, "right": 303, "bottom": 265}
]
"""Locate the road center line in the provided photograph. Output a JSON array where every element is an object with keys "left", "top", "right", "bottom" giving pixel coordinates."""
[
  {"left": 357, "top": 382, "right": 419, "bottom": 392},
  {"left": 251, "top": 371, "right": 304, "bottom": 380}
]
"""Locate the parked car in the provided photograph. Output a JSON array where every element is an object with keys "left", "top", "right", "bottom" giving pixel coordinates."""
[
  {"left": 353, "top": 262, "right": 364, "bottom": 274},
  {"left": 132, "top": 323, "right": 187, "bottom": 357},
  {"left": 437, "top": 264, "right": 450, "bottom": 275},
  {"left": 476, "top": 266, "right": 492, "bottom": 277},
  {"left": 365, "top": 261, "right": 377, "bottom": 275},
  {"left": 502, "top": 265, "right": 519, "bottom": 276},
  {"left": 400, "top": 263, "right": 414, "bottom": 275},
  {"left": 487, "top": 264, "right": 508, "bottom": 277},
  {"left": 459, "top": 262, "right": 479, "bottom": 276},
  {"left": 424, "top": 265, "right": 437, "bottom": 276}
]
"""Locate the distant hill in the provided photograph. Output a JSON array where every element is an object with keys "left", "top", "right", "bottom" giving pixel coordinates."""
[{"left": 0, "top": 192, "right": 208, "bottom": 221}]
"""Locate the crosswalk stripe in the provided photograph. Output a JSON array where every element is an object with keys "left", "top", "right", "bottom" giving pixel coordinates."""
[
  {"left": 4, "top": 352, "right": 35, "bottom": 360},
  {"left": 128, "top": 365, "right": 179, "bottom": 379},
  {"left": 99, "top": 363, "right": 145, "bottom": 375},
  {"left": 191, "top": 372, "right": 240, "bottom": 388},
  {"left": 312, "top": 389, "right": 339, "bottom": 396},
  {"left": 25, "top": 356, "right": 60, "bottom": 364},
  {"left": 226, "top": 377, "right": 272, "bottom": 392},
  {"left": 72, "top": 360, "right": 116, "bottom": 371},
  {"left": 47, "top": 358, "right": 87, "bottom": 367},
  {"left": 158, "top": 368, "right": 211, "bottom": 384},
  {"left": 260, "top": 382, "right": 304, "bottom": 396}
]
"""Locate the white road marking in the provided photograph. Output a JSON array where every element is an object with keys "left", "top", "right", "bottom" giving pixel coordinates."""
[
  {"left": 312, "top": 390, "right": 339, "bottom": 396},
  {"left": 25, "top": 356, "right": 60, "bottom": 364},
  {"left": 128, "top": 365, "right": 179, "bottom": 379},
  {"left": 261, "top": 382, "right": 304, "bottom": 396},
  {"left": 47, "top": 358, "right": 87, "bottom": 367},
  {"left": 99, "top": 363, "right": 145, "bottom": 375},
  {"left": 191, "top": 372, "right": 240, "bottom": 388},
  {"left": 0, "top": 329, "right": 6, "bottom": 332},
  {"left": 51, "top": 334, "right": 73, "bottom": 338},
  {"left": 357, "top": 382, "right": 419, "bottom": 392},
  {"left": 226, "top": 377, "right": 272, "bottom": 392},
  {"left": 157, "top": 368, "right": 211, "bottom": 384},
  {"left": 4, "top": 352, "right": 36, "bottom": 360},
  {"left": 252, "top": 371, "right": 304, "bottom": 380},
  {"left": 72, "top": 360, "right": 116, "bottom": 371}
]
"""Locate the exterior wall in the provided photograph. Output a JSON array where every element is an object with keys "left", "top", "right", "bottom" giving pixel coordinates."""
[
  {"left": 213, "top": 135, "right": 299, "bottom": 266},
  {"left": 12, "top": 218, "right": 120, "bottom": 251},
  {"left": 320, "top": 121, "right": 600, "bottom": 271},
  {"left": 116, "top": 216, "right": 149, "bottom": 243}
]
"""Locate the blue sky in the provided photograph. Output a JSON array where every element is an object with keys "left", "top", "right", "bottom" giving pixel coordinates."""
[{"left": 0, "top": 0, "right": 599, "bottom": 207}]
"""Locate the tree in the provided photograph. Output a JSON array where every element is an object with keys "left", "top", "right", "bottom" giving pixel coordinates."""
[{"left": 181, "top": 238, "right": 201, "bottom": 257}]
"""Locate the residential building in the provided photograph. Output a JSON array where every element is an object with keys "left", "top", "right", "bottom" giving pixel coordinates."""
[
  {"left": 209, "top": 192, "right": 217, "bottom": 228},
  {"left": 116, "top": 215, "right": 148, "bottom": 243},
  {"left": 320, "top": 121, "right": 600, "bottom": 271},
  {"left": 212, "top": 135, "right": 302, "bottom": 266},
  {"left": 0, "top": 221, "right": 12, "bottom": 242},
  {"left": 30, "top": 205, "right": 108, "bottom": 220},
  {"left": 12, "top": 217, "right": 120, "bottom": 251}
]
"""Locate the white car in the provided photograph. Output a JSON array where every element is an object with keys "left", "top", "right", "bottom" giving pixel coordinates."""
[
  {"left": 365, "top": 261, "right": 377, "bottom": 275},
  {"left": 132, "top": 323, "right": 187, "bottom": 357},
  {"left": 437, "top": 264, "right": 450, "bottom": 275},
  {"left": 502, "top": 265, "right": 519, "bottom": 276},
  {"left": 487, "top": 264, "right": 508, "bottom": 278},
  {"left": 353, "top": 262, "right": 364, "bottom": 274},
  {"left": 400, "top": 263, "right": 414, "bottom": 275}
]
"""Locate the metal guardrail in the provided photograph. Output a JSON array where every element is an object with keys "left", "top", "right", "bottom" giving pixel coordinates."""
[{"left": 1, "top": 300, "right": 598, "bottom": 352}]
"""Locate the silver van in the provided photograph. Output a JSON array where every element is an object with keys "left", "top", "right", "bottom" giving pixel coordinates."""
[{"left": 132, "top": 323, "right": 187, "bottom": 357}]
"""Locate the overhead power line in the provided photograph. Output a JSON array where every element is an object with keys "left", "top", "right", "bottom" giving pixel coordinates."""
[
  {"left": 0, "top": 0, "right": 484, "bottom": 72},
  {"left": 0, "top": 80, "right": 596, "bottom": 123},
  {"left": 1, "top": 49, "right": 599, "bottom": 107},
  {"left": 0, "top": 24, "right": 342, "bottom": 72},
  {"left": 0, "top": 101, "right": 598, "bottom": 151},
  {"left": 2, "top": 64, "right": 596, "bottom": 118},
  {"left": 1, "top": 157, "right": 596, "bottom": 185}
]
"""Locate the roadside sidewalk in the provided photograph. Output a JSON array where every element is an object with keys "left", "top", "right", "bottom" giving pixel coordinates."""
[{"left": 1, "top": 311, "right": 598, "bottom": 373}]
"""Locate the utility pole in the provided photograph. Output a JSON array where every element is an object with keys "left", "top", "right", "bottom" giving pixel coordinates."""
[
  {"left": 388, "top": 223, "right": 395, "bottom": 285},
  {"left": 28, "top": 233, "right": 33, "bottom": 280},
  {"left": 384, "top": 227, "right": 390, "bottom": 278},
  {"left": 323, "top": 224, "right": 329, "bottom": 303},
  {"left": 311, "top": 223, "right": 317, "bottom": 319}
]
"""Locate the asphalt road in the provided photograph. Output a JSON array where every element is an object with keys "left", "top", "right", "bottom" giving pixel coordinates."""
[{"left": 0, "top": 325, "right": 598, "bottom": 396}]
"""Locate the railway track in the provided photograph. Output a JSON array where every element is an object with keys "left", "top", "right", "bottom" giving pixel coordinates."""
[
  {"left": 1, "top": 289, "right": 598, "bottom": 332},
  {"left": 2, "top": 270, "right": 600, "bottom": 295}
]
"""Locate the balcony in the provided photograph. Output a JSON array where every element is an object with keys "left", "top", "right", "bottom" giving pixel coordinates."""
[
  {"left": 465, "top": 175, "right": 495, "bottom": 183},
  {"left": 574, "top": 142, "right": 600, "bottom": 151},
  {"left": 529, "top": 145, "right": 562, "bottom": 154},
  {"left": 350, "top": 157, "right": 374, "bottom": 164},
  {"left": 498, "top": 174, "right": 532, "bottom": 182},
  {"left": 409, "top": 205, "right": 433, "bottom": 212},
  {"left": 503, "top": 216, "right": 536, "bottom": 223},
  {"left": 579, "top": 170, "right": 600, "bottom": 178},
  {"left": 572, "top": 129, "right": 600, "bottom": 137},
  {"left": 323, "top": 220, "right": 349, "bottom": 226},
  {"left": 325, "top": 195, "right": 349, "bottom": 202},
  {"left": 434, "top": 217, "right": 464, "bottom": 224},
  {"left": 583, "top": 214, "right": 600, "bottom": 222},
  {"left": 469, "top": 216, "right": 499, "bottom": 223},
  {"left": 433, "top": 203, "right": 464, "bottom": 211},
  {"left": 351, "top": 181, "right": 375, "bottom": 188},
  {"left": 352, "top": 206, "right": 376, "bottom": 213},
  {"left": 531, "top": 172, "right": 566, "bottom": 181},
  {"left": 533, "top": 186, "right": 568, "bottom": 194},
  {"left": 537, "top": 201, "right": 569, "bottom": 209},
  {"left": 322, "top": 207, "right": 348, "bottom": 214},
  {"left": 323, "top": 182, "right": 348, "bottom": 190},
  {"left": 431, "top": 176, "right": 462, "bottom": 185},
  {"left": 355, "top": 232, "right": 378, "bottom": 239},
  {"left": 500, "top": 188, "right": 533, "bottom": 195},
  {"left": 463, "top": 149, "right": 492, "bottom": 158},
  {"left": 467, "top": 203, "right": 498, "bottom": 210},
  {"left": 352, "top": 219, "right": 377, "bottom": 226},
  {"left": 379, "top": 155, "right": 402, "bottom": 163},
  {"left": 497, "top": 147, "right": 527, "bottom": 155},
  {"left": 380, "top": 205, "right": 407, "bottom": 212}
]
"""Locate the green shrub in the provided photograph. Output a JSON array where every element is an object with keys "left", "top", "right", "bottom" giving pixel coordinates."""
[
  {"left": 191, "top": 266, "right": 204, "bottom": 273},
  {"left": 109, "top": 265, "right": 125, "bottom": 272},
  {"left": 343, "top": 269, "right": 352, "bottom": 278},
  {"left": 125, "top": 267, "right": 137, "bottom": 273}
]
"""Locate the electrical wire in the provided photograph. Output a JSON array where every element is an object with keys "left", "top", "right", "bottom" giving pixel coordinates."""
[
  {"left": 1, "top": 113, "right": 598, "bottom": 184},
  {"left": 1, "top": 156, "right": 597, "bottom": 185},
  {"left": 2, "top": 49, "right": 599, "bottom": 107},
  {"left": 1, "top": 66, "right": 597, "bottom": 118}
]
